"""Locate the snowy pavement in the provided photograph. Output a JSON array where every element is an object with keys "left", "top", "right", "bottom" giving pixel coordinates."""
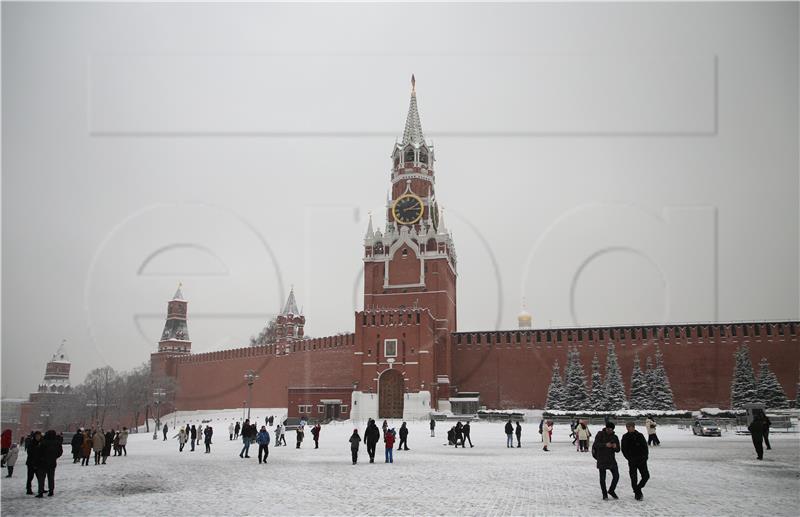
[{"left": 2, "top": 420, "right": 798, "bottom": 516}]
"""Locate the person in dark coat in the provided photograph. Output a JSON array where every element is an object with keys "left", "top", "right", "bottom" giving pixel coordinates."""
[
  {"left": 463, "top": 421, "right": 474, "bottom": 447},
  {"left": 430, "top": 418, "right": 436, "bottom": 437},
  {"left": 70, "top": 431, "right": 83, "bottom": 463},
  {"left": 762, "top": 415, "right": 772, "bottom": 450},
  {"left": 349, "top": 429, "right": 361, "bottom": 465},
  {"left": 311, "top": 424, "right": 321, "bottom": 449},
  {"left": 505, "top": 420, "right": 514, "bottom": 448},
  {"left": 102, "top": 430, "right": 114, "bottom": 464},
  {"left": 162, "top": 423, "right": 168, "bottom": 441},
  {"left": 621, "top": 422, "right": 649, "bottom": 501},
  {"left": 25, "top": 431, "right": 43, "bottom": 495},
  {"left": 35, "top": 430, "right": 62, "bottom": 497},
  {"left": 748, "top": 415, "right": 766, "bottom": 460},
  {"left": 234, "top": 421, "right": 241, "bottom": 440},
  {"left": 592, "top": 422, "right": 621, "bottom": 500},
  {"left": 1, "top": 428, "right": 12, "bottom": 466},
  {"left": 398, "top": 422, "right": 409, "bottom": 450},
  {"left": 363, "top": 419, "right": 380, "bottom": 463},
  {"left": 447, "top": 426, "right": 456, "bottom": 446},
  {"left": 454, "top": 422, "right": 465, "bottom": 448},
  {"left": 190, "top": 425, "right": 197, "bottom": 452},
  {"left": 204, "top": 426, "right": 213, "bottom": 453},
  {"left": 515, "top": 421, "right": 522, "bottom": 448},
  {"left": 239, "top": 419, "right": 253, "bottom": 458}
]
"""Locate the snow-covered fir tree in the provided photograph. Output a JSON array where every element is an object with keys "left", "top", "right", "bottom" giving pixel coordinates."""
[
  {"left": 586, "top": 352, "right": 605, "bottom": 411},
  {"left": 562, "top": 346, "right": 589, "bottom": 410},
  {"left": 730, "top": 344, "right": 759, "bottom": 409},
  {"left": 649, "top": 346, "right": 676, "bottom": 410},
  {"left": 628, "top": 352, "right": 648, "bottom": 409},
  {"left": 756, "top": 357, "right": 788, "bottom": 409},
  {"left": 544, "top": 360, "right": 565, "bottom": 411},
  {"left": 602, "top": 344, "right": 627, "bottom": 411}
]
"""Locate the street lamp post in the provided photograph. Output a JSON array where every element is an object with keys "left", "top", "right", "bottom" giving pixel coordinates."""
[
  {"left": 152, "top": 389, "right": 166, "bottom": 440},
  {"left": 243, "top": 370, "right": 259, "bottom": 421}
]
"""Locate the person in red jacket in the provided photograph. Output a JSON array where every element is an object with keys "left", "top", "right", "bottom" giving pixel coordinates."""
[
  {"left": 384, "top": 428, "right": 396, "bottom": 463},
  {"left": 1, "top": 429, "right": 12, "bottom": 467}
]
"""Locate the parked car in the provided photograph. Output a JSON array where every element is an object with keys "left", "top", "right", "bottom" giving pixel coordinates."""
[{"left": 692, "top": 419, "right": 722, "bottom": 436}]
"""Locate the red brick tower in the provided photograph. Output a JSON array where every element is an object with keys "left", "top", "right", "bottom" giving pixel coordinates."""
[
  {"left": 353, "top": 77, "right": 458, "bottom": 419},
  {"left": 150, "top": 284, "right": 191, "bottom": 379},
  {"left": 275, "top": 287, "right": 305, "bottom": 354}
]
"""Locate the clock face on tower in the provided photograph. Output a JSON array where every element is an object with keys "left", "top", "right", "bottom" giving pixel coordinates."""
[{"left": 392, "top": 194, "right": 424, "bottom": 225}]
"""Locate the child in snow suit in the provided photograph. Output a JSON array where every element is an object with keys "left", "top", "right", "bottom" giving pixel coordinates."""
[
  {"left": 349, "top": 429, "right": 361, "bottom": 464},
  {"left": 384, "top": 429, "right": 396, "bottom": 463}
]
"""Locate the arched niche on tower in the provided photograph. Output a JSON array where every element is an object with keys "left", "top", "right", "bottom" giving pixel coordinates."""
[{"left": 404, "top": 146, "right": 415, "bottom": 163}]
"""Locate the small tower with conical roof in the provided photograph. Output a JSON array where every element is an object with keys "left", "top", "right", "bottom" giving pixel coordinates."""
[
  {"left": 275, "top": 287, "right": 305, "bottom": 354},
  {"left": 157, "top": 283, "right": 191, "bottom": 354}
]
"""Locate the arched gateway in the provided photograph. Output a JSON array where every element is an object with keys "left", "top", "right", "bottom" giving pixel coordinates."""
[{"left": 378, "top": 369, "right": 404, "bottom": 418}]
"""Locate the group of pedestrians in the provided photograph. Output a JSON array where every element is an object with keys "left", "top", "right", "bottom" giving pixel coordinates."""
[
  {"left": 445, "top": 421, "right": 474, "bottom": 447},
  {"left": 504, "top": 419, "right": 523, "bottom": 448},
  {"left": 69, "top": 427, "right": 128, "bottom": 466},
  {"left": 590, "top": 421, "right": 651, "bottom": 501},
  {"left": 173, "top": 423, "right": 214, "bottom": 453}
]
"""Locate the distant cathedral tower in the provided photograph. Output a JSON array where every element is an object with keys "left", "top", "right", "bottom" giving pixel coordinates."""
[
  {"left": 518, "top": 299, "right": 532, "bottom": 329},
  {"left": 275, "top": 287, "right": 305, "bottom": 353},
  {"left": 158, "top": 284, "right": 191, "bottom": 354}
]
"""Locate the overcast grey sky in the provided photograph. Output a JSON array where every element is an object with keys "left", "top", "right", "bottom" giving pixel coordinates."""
[{"left": 2, "top": 2, "right": 798, "bottom": 398}]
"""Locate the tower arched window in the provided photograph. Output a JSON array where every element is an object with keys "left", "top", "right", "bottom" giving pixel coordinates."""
[
  {"left": 404, "top": 148, "right": 415, "bottom": 163},
  {"left": 374, "top": 243, "right": 384, "bottom": 254},
  {"left": 419, "top": 150, "right": 428, "bottom": 164}
]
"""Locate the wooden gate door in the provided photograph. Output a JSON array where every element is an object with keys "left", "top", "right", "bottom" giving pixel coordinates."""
[{"left": 378, "top": 369, "right": 404, "bottom": 418}]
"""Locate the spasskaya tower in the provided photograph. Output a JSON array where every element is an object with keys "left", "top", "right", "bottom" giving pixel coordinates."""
[
  {"left": 353, "top": 76, "right": 458, "bottom": 419},
  {"left": 362, "top": 75, "right": 457, "bottom": 332}
]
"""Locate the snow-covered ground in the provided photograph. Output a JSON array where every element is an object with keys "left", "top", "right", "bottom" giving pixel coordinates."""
[{"left": 2, "top": 416, "right": 798, "bottom": 516}]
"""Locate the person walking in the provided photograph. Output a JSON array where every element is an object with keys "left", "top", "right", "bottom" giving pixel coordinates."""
[
  {"left": 576, "top": 421, "right": 592, "bottom": 452},
  {"left": 190, "top": 425, "right": 197, "bottom": 452},
  {"left": 80, "top": 430, "right": 92, "bottom": 466},
  {"left": 239, "top": 419, "right": 252, "bottom": 458},
  {"left": 112, "top": 430, "right": 121, "bottom": 456},
  {"left": 515, "top": 421, "right": 523, "bottom": 448},
  {"left": 644, "top": 417, "right": 660, "bottom": 446},
  {"left": 430, "top": 418, "right": 436, "bottom": 437},
  {"left": 398, "top": 422, "right": 410, "bottom": 450},
  {"left": 162, "top": 423, "right": 168, "bottom": 441},
  {"left": 204, "top": 426, "right": 213, "bottom": 453},
  {"left": 35, "top": 430, "right": 62, "bottom": 498},
  {"left": 256, "top": 426, "right": 270, "bottom": 464},
  {"left": 234, "top": 421, "right": 241, "bottom": 440},
  {"left": 621, "top": 421, "right": 650, "bottom": 501},
  {"left": 25, "top": 431, "right": 43, "bottom": 494},
  {"left": 296, "top": 423, "right": 305, "bottom": 449},
  {"left": 70, "top": 430, "right": 83, "bottom": 463},
  {"left": 762, "top": 414, "right": 772, "bottom": 450},
  {"left": 463, "top": 422, "right": 474, "bottom": 447},
  {"left": 175, "top": 427, "right": 188, "bottom": 452},
  {"left": 118, "top": 427, "right": 128, "bottom": 456},
  {"left": 349, "top": 429, "right": 361, "bottom": 465},
  {"left": 748, "top": 415, "right": 766, "bottom": 460},
  {"left": 542, "top": 420, "right": 553, "bottom": 451},
  {"left": 5, "top": 443, "right": 18, "bottom": 477},
  {"left": 447, "top": 426, "right": 456, "bottom": 446},
  {"left": 274, "top": 424, "right": 282, "bottom": 447},
  {"left": 92, "top": 430, "right": 105, "bottom": 465},
  {"left": 364, "top": 419, "right": 380, "bottom": 463},
  {"left": 311, "top": 424, "right": 321, "bottom": 449},
  {"left": 385, "top": 428, "right": 396, "bottom": 463},
  {"left": 505, "top": 420, "right": 514, "bottom": 448},
  {"left": 229, "top": 422, "right": 235, "bottom": 441},
  {"left": 592, "top": 422, "right": 621, "bottom": 500}
]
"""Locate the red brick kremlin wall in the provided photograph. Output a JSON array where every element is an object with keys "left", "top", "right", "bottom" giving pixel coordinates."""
[
  {"left": 168, "top": 334, "right": 355, "bottom": 411},
  {"left": 451, "top": 322, "right": 799, "bottom": 410}
]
